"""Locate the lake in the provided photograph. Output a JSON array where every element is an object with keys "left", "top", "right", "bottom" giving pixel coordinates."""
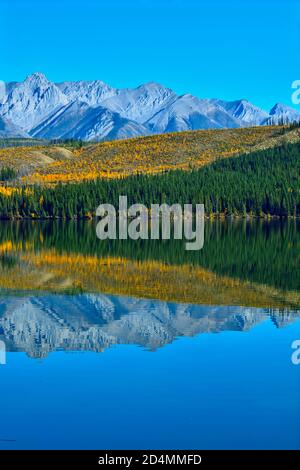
[{"left": 0, "top": 220, "right": 299, "bottom": 450}]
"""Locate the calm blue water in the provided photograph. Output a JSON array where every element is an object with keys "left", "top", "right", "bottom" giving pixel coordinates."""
[
  {"left": 0, "top": 295, "right": 299, "bottom": 450},
  {"left": 0, "top": 220, "right": 299, "bottom": 449}
]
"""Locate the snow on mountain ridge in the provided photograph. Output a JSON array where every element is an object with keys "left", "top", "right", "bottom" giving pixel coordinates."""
[
  {"left": 264, "top": 103, "right": 300, "bottom": 125},
  {"left": 31, "top": 100, "right": 149, "bottom": 141},
  {"left": 214, "top": 99, "right": 269, "bottom": 125},
  {"left": 0, "top": 72, "right": 69, "bottom": 131},
  {"left": 146, "top": 94, "right": 241, "bottom": 133},
  {"left": 57, "top": 79, "right": 117, "bottom": 107},
  {"left": 101, "top": 81, "right": 177, "bottom": 123},
  {"left": 0, "top": 72, "right": 299, "bottom": 140}
]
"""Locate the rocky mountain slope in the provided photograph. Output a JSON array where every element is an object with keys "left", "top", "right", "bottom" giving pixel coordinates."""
[{"left": 0, "top": 73, "right": 299, "bottom": 141}]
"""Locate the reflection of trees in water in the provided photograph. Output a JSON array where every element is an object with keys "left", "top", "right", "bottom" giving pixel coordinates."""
[
  {"left": 0, "top": 253, "right": 17, "bottom": 269},
  {"left": 0, "top": 219, "right": 299, "bottom": 291}
]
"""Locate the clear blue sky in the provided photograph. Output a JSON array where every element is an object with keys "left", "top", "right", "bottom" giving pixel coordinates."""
[{"left": 1, "top": 0, "right": 299, "bottom": 111}]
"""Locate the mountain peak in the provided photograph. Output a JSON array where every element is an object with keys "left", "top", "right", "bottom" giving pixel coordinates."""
[
  {"left": 140, "top": 81, "right": 166, "bottom": 88},
  {"left": 25, "top": 72, "right": 49, "bottom": 84},
  {"left": 135, "top": 81, "right": 173, "bottom": 95},
  {"left": 0, "top": 72, "right": 68, "bottom": 130},
  {"left": 270, "top": 102, "right": 293, "bottom": 114},
  {"left": 266, "top": 102, "right": 300, "bottom": 124},
  {"left": 57, "top": 79, "right": 116, "bottom": 106},
  {"left": 239, "top": 99, "right": 253, "bottom": 107},
  {"left": 214, "top": 98, "right": 268, "bottom": 125},
  {"left": 269, "top": 102, "right": 300, "bottom": 117}
]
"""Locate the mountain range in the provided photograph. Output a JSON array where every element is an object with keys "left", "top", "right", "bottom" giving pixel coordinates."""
[{"left": 0, "top": 72, "right": 299, "bottom": 142}]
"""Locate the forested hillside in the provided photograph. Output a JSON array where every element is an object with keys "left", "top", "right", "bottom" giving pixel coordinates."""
[
  {"left": 0, "top": 125, "right": 299, "bottom": 183},
  {"left": 0, "top": 141, "right": 299, "bottom": 218}
]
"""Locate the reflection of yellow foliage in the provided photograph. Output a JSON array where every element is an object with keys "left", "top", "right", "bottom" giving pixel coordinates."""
[
  {"left": 0, "top": 187, "right": 16, "bottom": 197},
  {"left": 0, "top": 186, "right": 33, "bottom": 197},
  {"left": 0, "top": 241, "right": 14, "bottom": 251},
  {"left": 0, "top": 244, "right": 299, "bottom": 309},
  {"left": 0, "top": 240, "right": 34, "bottom": 253}
]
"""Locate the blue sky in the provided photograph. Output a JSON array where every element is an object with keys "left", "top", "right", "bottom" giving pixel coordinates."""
[{"left": 1, "top": 0, "right": 299, "bottom": 111}]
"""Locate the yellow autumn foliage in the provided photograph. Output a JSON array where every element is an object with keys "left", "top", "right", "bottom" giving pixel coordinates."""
[{"left": 1, "top": 126, "right": 299, "bottom": 186}]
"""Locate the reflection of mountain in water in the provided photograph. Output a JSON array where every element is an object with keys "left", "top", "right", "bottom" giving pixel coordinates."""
[{"left": 0, "top": 293, "right": 299, "bottom": 359}]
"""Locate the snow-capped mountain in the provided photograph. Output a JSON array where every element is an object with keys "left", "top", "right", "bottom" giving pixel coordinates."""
[
  {"left": 101, "top": 82, "right": 177, "bottom": 123},
  {"left": 57, "top": 80, "right": 176, "bottom": 124},
  {"left": 0, "top": 72, "right": 299, "bottom": 141},
  {"left": 146, "top": 94, "right": 241, "bottom": 133},
  {"left": 0, "top": 72, "right": 68, "bottom": 131},
  {"left": 266, "top": 103, "right": 300, "bottom": 125},
  {"left": 57, "top": 79, "right": 117, "bottom": 106},
  {"left": 213, "top": 99, "right": 270, "bottom": 126},
  {"left": 31, "top": 101, "right": 149, "bottom": 141}
]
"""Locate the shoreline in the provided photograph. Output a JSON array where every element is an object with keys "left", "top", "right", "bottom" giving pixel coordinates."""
[{"left": 0, "top": 214, "right": 299, "bottom": 221}]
